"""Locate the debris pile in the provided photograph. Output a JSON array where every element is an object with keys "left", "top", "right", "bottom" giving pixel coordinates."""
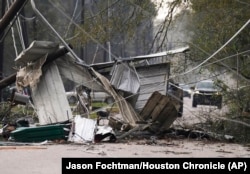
[{"left": 0, "top": 41, "right": 186, "bottom": 144}]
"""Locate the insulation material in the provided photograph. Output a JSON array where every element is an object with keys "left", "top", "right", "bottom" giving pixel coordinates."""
[
  {"left": 16, "top": 54, "right": 47, "bottom": 92},
  {"left": 91, "top": 68, "right": 142, "bottom": 126}
]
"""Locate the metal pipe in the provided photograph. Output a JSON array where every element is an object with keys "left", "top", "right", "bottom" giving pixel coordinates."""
[{"left": 30, "top": 0, "right": 88, "bottom": 67}]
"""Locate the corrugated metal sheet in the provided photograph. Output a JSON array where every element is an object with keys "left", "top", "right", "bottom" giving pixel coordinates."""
[
  {"left": 14, "top": 41, "right": 108, "bottom": 125},
  {"left": 110, "top": 62, "right": 140, "bottom": 94},
  {"left": 32, "top": 62, "right": 73, "bottom": 125},
  {"left": 15, "top": 41, "right": 59, "bottom": 66},
  {"left": 135, "top": 63, "right": 170, "bottom": 111},
  {"left": 129, "top": 46, "right": 189, "bottom": 59},
  {"left": 68, "top": 115, "right": 96, "bottom": 143},
  {"left": 14, "top": 41, "right": 74, "bottom": 125},
  {"left": 55, "top": 54, "right": 105, "bottom": 91}
]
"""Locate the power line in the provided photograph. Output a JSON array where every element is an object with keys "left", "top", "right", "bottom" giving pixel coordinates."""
[
  {"left": 31, "top": 0, "right": 85, "bottom": 65},
  {"left": 64, "top": 0, "right": 79, "bottom": 38},
  {"left": 175, "top": 41, "right": 250, "bottom": 83},
  {"left": 169, "top": 19, "right": 250, "bottom": 80},
  {"left": 48, "top": 0, "right": 120, "bottom": 62},
  {"left": 202, "top": 49, "right": 250, "bottom": 68},
  {"left": 233, "top": 0, "right": 250, "bottom": 6}
]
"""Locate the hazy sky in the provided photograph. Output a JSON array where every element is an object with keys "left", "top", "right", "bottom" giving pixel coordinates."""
[{"left": 153, "top": 0, "right": 187, "bottom": 21}]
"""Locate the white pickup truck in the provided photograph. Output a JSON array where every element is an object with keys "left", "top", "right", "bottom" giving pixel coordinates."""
[{"left": 66, "top": 91, "right": 114, "bottom": 105}]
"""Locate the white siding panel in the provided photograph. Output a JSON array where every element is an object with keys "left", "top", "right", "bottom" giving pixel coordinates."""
[
  {"left": 55, "top": 55, "right": 105, "bottom": 91},
  {"left": 135, "top": 63, "right": 169, "bottom": 111},
  {"left": 32, "top": 62, "right": 73, "bottom": 125},
  {"left": 68, "top": 116, "right": 96, "bottom": 143}
]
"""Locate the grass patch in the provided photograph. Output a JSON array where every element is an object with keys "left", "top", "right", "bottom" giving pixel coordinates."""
[
  {"left": 90, "top": 102, "right": 119, "bottom": 119},
  {"left": 91, "top": 102, "right": 108, "bottom": 108}
]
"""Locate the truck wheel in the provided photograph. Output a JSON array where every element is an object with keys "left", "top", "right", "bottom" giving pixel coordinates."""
[
  {"left": 217, "top": 101, "right": 222, "bottom": 109},
  {"left": 192, "top": 99, "right": 197, "bottom": 107}
]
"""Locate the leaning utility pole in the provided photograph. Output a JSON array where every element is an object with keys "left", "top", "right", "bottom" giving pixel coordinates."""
[
  {"left": 0, "top": 0, "right": 6, "bottom": 101},
  {"left": 0, "top": 0, "right": 30, "bottom": 101},
  {"left": 0, "top": 0, "right": 28, "bottom": 36}
]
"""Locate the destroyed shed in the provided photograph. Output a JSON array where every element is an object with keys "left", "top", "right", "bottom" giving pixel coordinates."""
[
  {"left": 0, "top": 39, "right": 188, "bottom": 143},
  {"left": 0, "top": 38, "right": 190, "bottom": 142},
  {"left": 0, "top": 0, "right": 189, "bottom": 142}
]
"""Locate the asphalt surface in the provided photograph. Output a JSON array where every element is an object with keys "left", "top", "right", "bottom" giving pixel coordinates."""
[{"left": 1, "top": 97, "right": 249, "bottom": 174}]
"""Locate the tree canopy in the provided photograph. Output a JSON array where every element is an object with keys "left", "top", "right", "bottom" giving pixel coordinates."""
[
  {"left": 72, "top": 0, "right": 157, "bottom": 61},
  {"left": 188, "top": 0, "right": 250, "bottom": 80}
]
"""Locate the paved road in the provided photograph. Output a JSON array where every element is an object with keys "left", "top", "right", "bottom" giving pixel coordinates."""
[
  {"left": 175, "top": 96, "right": 227, "bottom": 127},
  {"left": 0, "top": 139, "right": 249, "bottom": 174},
  {"left": 1, "top": 95, "right": 247, "bottom": 174}
]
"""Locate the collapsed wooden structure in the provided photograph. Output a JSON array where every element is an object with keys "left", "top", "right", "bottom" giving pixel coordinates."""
[
  {"left": 0, "top": 40, "right": 186, "bottom": 142},
  {"left": 0, "top": 0, "right": 188, "bottom": 142}
]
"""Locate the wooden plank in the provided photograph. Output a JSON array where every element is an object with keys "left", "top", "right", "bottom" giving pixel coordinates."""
[
  {"left": 116, "top": 124, "right": 145, "bottom": 139},
  {"left": 155, "top": 102, "right": 176, "bottom": 124},
  {"left": 149, "top": 102, "right": 177, "bottom": 132},
  {"left": 0, "top": 146, "right": 47, "bottom": 150},
  {"left": 135, "top": 85, "right": 166, "bottom": 111},
  {"left": 151, "top": 96, "right": 170, "bottom": 122},
  {"left": 159, "top": 107, "right": 178, "bottom": 132},
  {"left": 139, "top": 91, "right": 178, "bottom": 132},
  {"left": 140, "top": 91, "right": 163, "bottom": 120}
]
